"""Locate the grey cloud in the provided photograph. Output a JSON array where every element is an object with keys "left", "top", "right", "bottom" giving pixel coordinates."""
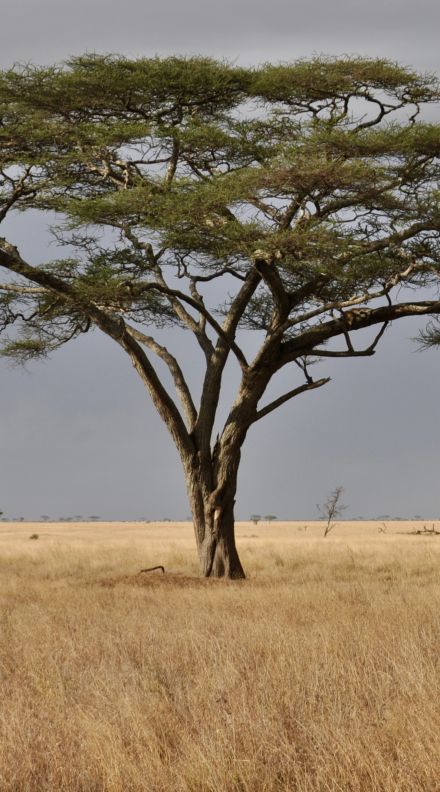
[
  {"left": 1, "top": 0, "right": 440, "bottom": 521},
  {"left": 2, "top": 0, "right": 440, "bottom": 72}
]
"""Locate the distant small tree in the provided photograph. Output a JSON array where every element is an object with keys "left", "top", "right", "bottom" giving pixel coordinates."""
[
  {"left": 74, "top": 515, "right": 83, "bottom": 521},
  {"left": 317, "top": 486, "right": 348, "bottom": 537},
  {"left": 89, "top": 516, "right": 100, "bottom": 521},
  {"left": 250, "top": 514, "right": 261, "bottom": 525},
  {"left": 40, "top": 515, "right": 50, "bottom": 521},
  {"left": 264, "top": 515, "right": 277, "bottom": 523}
]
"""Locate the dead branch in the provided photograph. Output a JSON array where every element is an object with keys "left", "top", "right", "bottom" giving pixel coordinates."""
[{"left": 405, "top": 524, "right": 440, "bottom": 536}]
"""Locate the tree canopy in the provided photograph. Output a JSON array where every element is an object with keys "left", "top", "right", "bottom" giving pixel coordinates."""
[{"left": 1, "top": 54, "right": 440, "bottom": 576}]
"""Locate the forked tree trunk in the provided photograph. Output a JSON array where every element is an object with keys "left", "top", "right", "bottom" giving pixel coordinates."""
[{"left": 184, "top": 454, "right": 246, "bottom": 579}]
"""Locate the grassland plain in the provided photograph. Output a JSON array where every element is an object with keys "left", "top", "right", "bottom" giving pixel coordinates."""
[{"left": 1, "top": 520, "right": 440, "bottom": 791}]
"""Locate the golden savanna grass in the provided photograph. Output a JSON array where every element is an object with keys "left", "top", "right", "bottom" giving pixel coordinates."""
[{"left": 1, "top": 520, "right": 440, "bottom": 791}]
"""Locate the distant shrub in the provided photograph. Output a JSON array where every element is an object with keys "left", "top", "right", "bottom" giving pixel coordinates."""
[{"left": 29, "top": 534, "right": 39, "bottom": 540}]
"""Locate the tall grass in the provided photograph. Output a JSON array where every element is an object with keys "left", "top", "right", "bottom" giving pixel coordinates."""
[{"left": 1, "top": 528, "right": 440, "bottom": 790}]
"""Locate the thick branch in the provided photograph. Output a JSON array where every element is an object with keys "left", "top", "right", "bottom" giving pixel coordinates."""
[
  {"left": 277, "top": 261, "right": 423, "bottom": 340},
  {"left": 247, "top": 197, "right": 282, "bottom": 221},
  {"left": 117, "top": 227, "right": 215, "bottom": 362},
  {"left": 278, "top": 196, "right": 303, "bottom": 230},
  {"left": 0, "top": 239, "right": 195, "bottom": 459},
  {"left": 142, "top": 281, "right": 249, "bottom": 369},
  {"left": 152, "top": 261, "right": 215, "bottom": 361},
  {"left": 252, "top": 251, "right": 290, "bottom": 330},
  {"left": 192, "top": 268, "right": 247, "bottom": 283},
  {"left": 118, "top": 330, "right": 195, "bottom": 457},
  {"left": 280, "top": 302, "right": 440, "bottom": 366},
  {"left": 312, "top": 319, "right": 389, "bottom": 358},
  {"left": 0, "top": 283, "right": 49, "bottom": 294},
  {"left": 193, "top": 269, "right": 261, "bottom": 451},
  {"left": 125, "top": 324, "right": 197, "bottom": 429},
  {"left": 250, "top": 377, "right": 331, "bottom": 425},
  {"left": 288, "top": 274, "right": 332, "bottom": 309},
  {"left": 164, "top": 138, "right": 179, "bottom": 186},
  {"left": 0, "top": 239, "right": 78, "bottom": 299},
  {"left": 363, "top": 221, "right": 440, "bottom": 255}
]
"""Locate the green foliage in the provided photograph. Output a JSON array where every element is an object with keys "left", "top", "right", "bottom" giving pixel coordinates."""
[{"left": 1, "top": 53, "right": 440, "bottom": 360}]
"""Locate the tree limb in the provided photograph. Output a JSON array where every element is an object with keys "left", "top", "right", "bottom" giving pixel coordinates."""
[
  {"left": 251, "top": 250, "right": 290, "bottom": 330},
  {"left": 312, "top": 319, "right": 389, "bottom": 358},
  {"left": 0, "top": 167, "right": 35, "bottom": 224},
  {"left": 0, "top": 284, "right": 49, "bottom": 294},
  {"left": 0, "top": 238, "right": 195, "bottom": 459},
  {"left": 141, "top": 281, "right": 250, "bottom": 369},
  {"left": 280, "top": 302, "right": 440, "bottom": 366},
  {"left": 125, "top": 324, "right": 197, "bottom": 429},
  {"left": 250, "top": 377, "right": 331, "bottom": 425},
  {"left": 193, "top": 269, "right": 261, "bottom": 451}
]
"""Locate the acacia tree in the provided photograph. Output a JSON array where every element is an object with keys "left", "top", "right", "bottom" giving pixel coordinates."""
[{"left": 1, "top": 55, "right": 440, "bottom": 578}]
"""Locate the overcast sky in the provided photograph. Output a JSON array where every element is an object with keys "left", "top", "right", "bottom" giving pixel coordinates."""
[{"left": 1, "top": 0, "right": 440, "bottom": 522}]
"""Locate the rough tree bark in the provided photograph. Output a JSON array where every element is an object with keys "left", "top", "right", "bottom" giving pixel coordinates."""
[
  {"left": 187, "top": 468, "right": 245, "bottom": 579},
  {"left": 182, "top": 417, "right": 247, "bottom": 578}
]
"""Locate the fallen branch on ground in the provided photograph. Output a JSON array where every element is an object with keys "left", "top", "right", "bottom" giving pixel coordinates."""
[{"left": 401, "top": 524, "right": 440, "bottom": 536}]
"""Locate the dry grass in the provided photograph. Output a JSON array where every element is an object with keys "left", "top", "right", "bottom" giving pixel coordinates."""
[{"left": 1, "top": 520, "right": 440, "bottom": 791}]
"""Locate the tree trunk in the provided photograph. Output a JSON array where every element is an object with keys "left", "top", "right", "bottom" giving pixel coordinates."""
[
  {"left": 184, "top": 457, "right": 245, "bottom": 579},
  {"left": 200, "top": 502, "right": 245, "bottom": 579}
]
